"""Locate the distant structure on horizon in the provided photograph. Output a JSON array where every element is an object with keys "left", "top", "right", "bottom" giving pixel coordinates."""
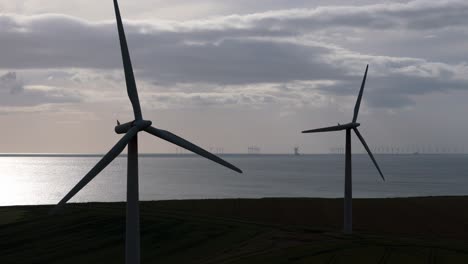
[
  {"left": 329, "top": 144, "right": 467, "bottom": 155},
  {"left": 248, "top": 146, "right": 261, "bottom": 154},
  {"left": 294, "top": 146, "right": 300, "bottom": 156},
  {"left": 209, "top": 147, "right": 224, "bottom": 154},
  {"left": 330, "top": 146, "right": 345, "bottom": 154}
]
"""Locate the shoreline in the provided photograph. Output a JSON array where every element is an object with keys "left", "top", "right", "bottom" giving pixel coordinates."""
[
  {"left": 2, "top": 196, "right": 468, "bottom": 263},
  {"left": 3, "top": 196, "right": 468, "bottom": 239},
  {"left": 3, "top": 194, "right": 467, "bottom": 207}
]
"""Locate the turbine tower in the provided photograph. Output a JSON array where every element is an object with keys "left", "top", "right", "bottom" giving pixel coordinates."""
[
  {"left": 51, "top": 1, "right": 242, "bottom": 263},
  {"left": 302, "top": 65, "right": 384, "bottom": 234}
]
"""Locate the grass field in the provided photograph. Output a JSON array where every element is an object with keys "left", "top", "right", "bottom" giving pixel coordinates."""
[{"left": 1, "top": 197, "right": 468, "bottom": 263}]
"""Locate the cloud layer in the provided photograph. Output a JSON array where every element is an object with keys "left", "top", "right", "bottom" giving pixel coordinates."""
[
  {"left": 1, "top": 1, "right": 468, "bottom": 153},
  {"left": 1, "top": 0, "right": 467, "bottom": 113}
]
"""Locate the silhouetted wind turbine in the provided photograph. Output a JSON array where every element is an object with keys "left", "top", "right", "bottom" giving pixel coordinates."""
[
  {"left": 302, "top": 65, "right": 384, "bottom": 234},
  {"left": 51, "top": 1, "right": 242, "bottom": 263}
]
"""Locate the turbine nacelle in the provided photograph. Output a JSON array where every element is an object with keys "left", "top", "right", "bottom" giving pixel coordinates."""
[
  {"left": 340, "top": 122, "right": 360, "bottom": 130},
  {"left": 115, "top": 120, "right": 152, "bottom": 134}
]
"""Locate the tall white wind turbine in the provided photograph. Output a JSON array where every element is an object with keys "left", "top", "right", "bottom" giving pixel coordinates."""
[
  {"left": 302, "top": 65, "right": 384, "bottom": 234},
  {"left": 51, "top": 1, "right": 242, "bottom": 263}
]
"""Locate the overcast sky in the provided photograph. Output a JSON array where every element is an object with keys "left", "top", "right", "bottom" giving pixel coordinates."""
[{"left": 1, "top": 0, "right": 468, "bottom": 154}]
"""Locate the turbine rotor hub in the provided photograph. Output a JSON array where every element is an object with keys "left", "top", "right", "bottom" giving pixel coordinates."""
[
  {"left": 134, "top": 120, "right": 152, "bottom": 130},
  {"left": 115, "top": 119, "right": 152, "bottom": 134},
  {"left": 352, "top": 122, "right": 360, "bottom": 128}
]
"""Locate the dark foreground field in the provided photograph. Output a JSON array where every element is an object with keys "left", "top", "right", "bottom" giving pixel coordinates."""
[{"left": 1, "top": 197, "right": 468, "bottom": 263}]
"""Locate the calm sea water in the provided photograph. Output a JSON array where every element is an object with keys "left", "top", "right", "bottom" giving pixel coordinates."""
[{"left": 0, "top": 154, "right": 467, "bottom": 206}]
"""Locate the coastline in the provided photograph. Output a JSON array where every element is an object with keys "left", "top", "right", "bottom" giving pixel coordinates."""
[
  {"left": 2, "top": 196, "right": 468, "bottom": 263},
  {"left": 4, "top": 196, "right": 468, "bottom": 238}
]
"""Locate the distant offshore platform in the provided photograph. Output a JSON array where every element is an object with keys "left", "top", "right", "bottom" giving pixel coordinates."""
[{"left": 294, "top": 147, "right": 300, "bottom": 156}]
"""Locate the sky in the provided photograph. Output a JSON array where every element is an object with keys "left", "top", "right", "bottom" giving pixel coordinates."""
[{"left": 1, "top": 0, "right": 468, "bottom": 154}]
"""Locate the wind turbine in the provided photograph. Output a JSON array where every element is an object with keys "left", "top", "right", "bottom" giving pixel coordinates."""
[
  {"left": 51, "top": 1, "right": 242, "bottom": 263},
  {"left": 302, "top": 65, "right": 384, "bottom": 234}
]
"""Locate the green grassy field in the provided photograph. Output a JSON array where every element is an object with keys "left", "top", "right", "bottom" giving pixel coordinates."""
[{"left": 1, "top": 197, "right": 468, "bottom": 263}]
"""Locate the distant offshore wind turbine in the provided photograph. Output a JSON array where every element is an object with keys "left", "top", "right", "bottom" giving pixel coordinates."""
[
  {"left": 51, "top": 1, "right": 242, "bottom": 263},
  {"left": 302, "top": 65, "right": 384, "bottom": 234}
]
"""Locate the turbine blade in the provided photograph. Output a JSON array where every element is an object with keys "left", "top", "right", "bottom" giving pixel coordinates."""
[
  {"left": 353, "top": 128, "right": 385, "bottom": 181},
  {"left": 302, "top": 124, "right": 348, "bottom": 133},
  {"left": 352, "top": 64, "right": 369, "bottom": 123},
  {"left": 144, "top": 126, "right": 242, "bottom": 173},
  {"left": 50, "top": 127, "right": 139, "bottom": 214},
  {"left": 113, "top": 0, "right": 143, "bottom": 121}
]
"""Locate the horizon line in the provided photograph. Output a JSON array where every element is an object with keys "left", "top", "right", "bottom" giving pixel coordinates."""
[{"left": 0, "top": 152, "right": 465, "bottom": 157}]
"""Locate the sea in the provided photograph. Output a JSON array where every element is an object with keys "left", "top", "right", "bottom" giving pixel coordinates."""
[{"left": 1, "top": 154, "right": 467, "bottom": 206}]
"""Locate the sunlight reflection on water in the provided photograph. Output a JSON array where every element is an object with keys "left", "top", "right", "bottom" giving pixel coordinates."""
[{"left": 1, "top": 154, "right": 468, "bottom": 206}]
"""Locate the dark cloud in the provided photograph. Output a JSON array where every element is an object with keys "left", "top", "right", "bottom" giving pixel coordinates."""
[
  {"left": 2, "top": 1, "right": 468, "bottom": 69},
  {"left": 0, "top": 72, "right": 23, "bottom": 94},
  {"left": 0, "top": 14, "right": 347, "bottom": 84},
  {"left": 137, "top": 39, "right": 346, "bottom": 85},
  {"left": 1, "top": 1, "right": 468, "bottom": 111},
  {"left": 318, "top": 70, "right": 468, "bottom": 109},
  {"left": 0, "top": 71, "right": 82, "bottom": 108}
]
